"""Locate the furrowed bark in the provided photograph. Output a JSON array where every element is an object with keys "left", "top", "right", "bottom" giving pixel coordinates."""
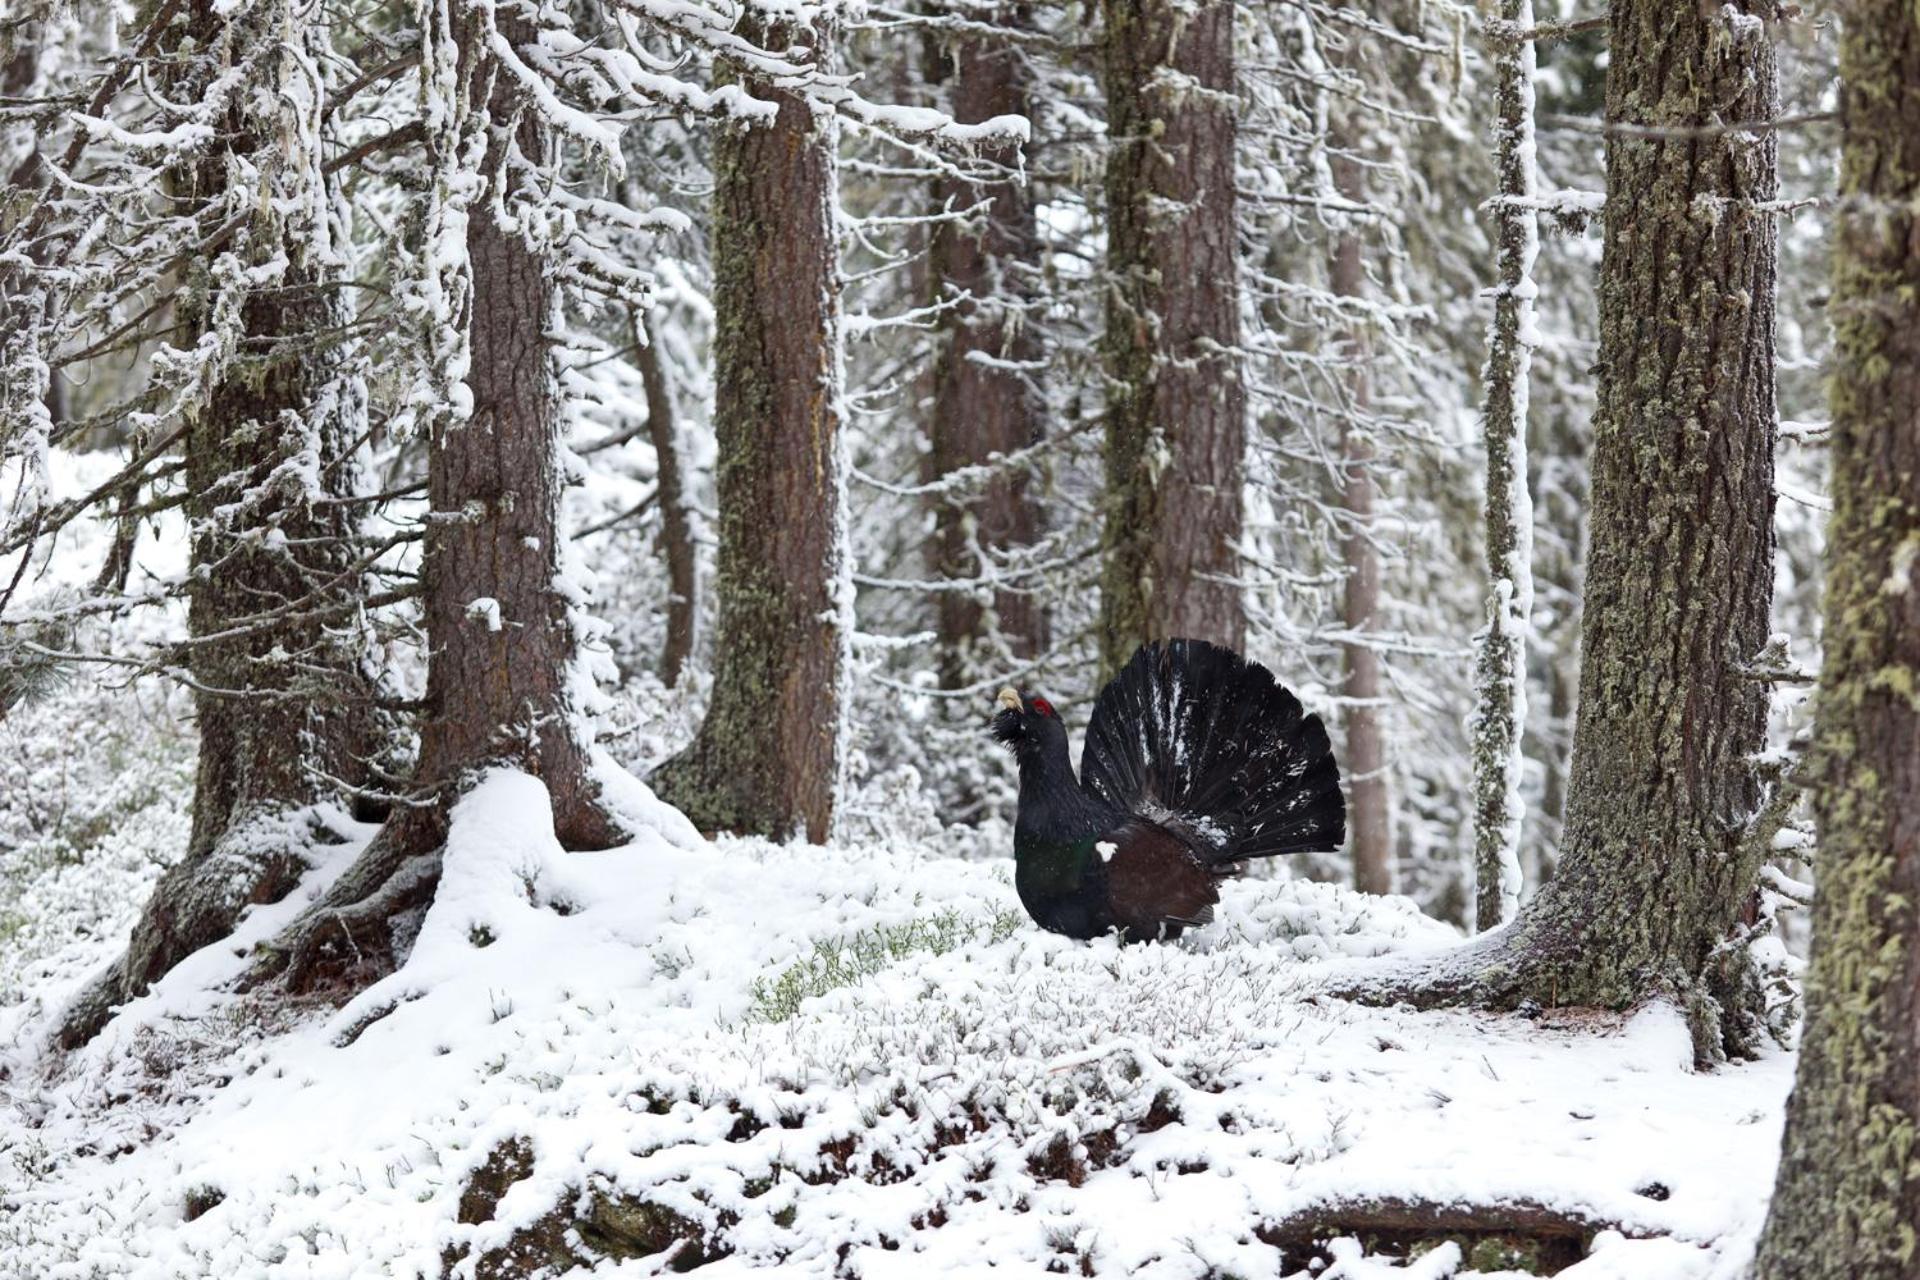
[
  {"left": 1753, "top": 0, "right": 1920, "bottom": 1271},
  {"left": 927, "top": 5, "right": 1048, "bottom": 687},
  {"left": 1098, "top": 0, "right": 1245, "bottom": 679},
  {"left": 1331, "top": 151, "right": 1392, "bottom": 899},
  {"left": 648, "top": 12, "right": 848, "bottom": 843},
  {"left": 58, "top": 0, "right": 377, "bottom": 1048},
  {"left": 253, "top": 1, "right": 621, "bottom": 995},
  {"left": 1334, "top": 0, "right": 1781, "bottom": 1054},
  {"left": 1471, "top": 3, "right": 1539, "bottom": 932}
]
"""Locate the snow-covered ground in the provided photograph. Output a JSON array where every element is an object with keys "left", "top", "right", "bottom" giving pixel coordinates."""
[{"left": 0, "top": 753, "right": 1793, "bottom": 1279}]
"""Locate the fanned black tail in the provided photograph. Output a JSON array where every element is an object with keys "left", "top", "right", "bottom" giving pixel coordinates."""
[{"left": 1079, "top": 639, "right": 1345, "bottom": 863}]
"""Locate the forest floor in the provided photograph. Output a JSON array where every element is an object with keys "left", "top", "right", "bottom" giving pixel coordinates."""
[
  {"left": 0, "top": 751, "right": 1794, "bottom": 1278},
  {"left": 0, "top": 454, "right": 1795, "bottom": 1278}
]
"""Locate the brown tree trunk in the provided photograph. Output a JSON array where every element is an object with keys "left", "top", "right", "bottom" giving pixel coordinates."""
[
  {"left": 1098, "top": 0, "right": 1245, "bottom": 678},
  {"left": 927, "top": 6, "right": 1048, "bottom": 686},
  {"left": 648, "top": 12, "right": 847, "bottom": 843},
  {"left": 1331, "top": 152, "right": 1392, "bottom": 898},
  {"left": 633, "top": 311, "right": 696, "bottom": 688},
  {"left": 254, "top": 2, "right": 621, "bottom": 994},
  {"left": 57, "top": 0, "right": 377, "bottom": 1047},
  {"left": 1753, "top": 1, "right": 1920, "bottom": 1270},
  {"left": 1340, "top": 0, "right": 1781, "bottom": 1058}
]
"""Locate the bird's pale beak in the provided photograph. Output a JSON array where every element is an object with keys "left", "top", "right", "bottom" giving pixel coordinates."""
[{"left": 996, "top": 686, "right": 1021, "bottom": 712}]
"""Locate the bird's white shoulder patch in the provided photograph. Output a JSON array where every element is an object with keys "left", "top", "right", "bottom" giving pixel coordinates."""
[{"left": 1095, "top": 841, "right": 1117, "bottom": 863}]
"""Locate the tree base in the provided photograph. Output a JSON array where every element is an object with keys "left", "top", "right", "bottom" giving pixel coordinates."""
[{"left": 1325, "top": 914, "right": 1781, "bottom": 1068}]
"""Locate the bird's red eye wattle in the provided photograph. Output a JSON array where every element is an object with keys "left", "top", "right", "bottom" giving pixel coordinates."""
[{"left": 1031, "top": 697, "right": 1054, "bottom": 718}]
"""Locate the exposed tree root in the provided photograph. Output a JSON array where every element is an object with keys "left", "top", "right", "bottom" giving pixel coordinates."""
[{"left": 1320, "top": 908, "right": 1778, "bottom": 1069}]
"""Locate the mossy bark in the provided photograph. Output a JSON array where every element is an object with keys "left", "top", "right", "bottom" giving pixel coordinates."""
[
  {"left": 927, "top": 6, "right": 1048, "bottom": 687},
  {"left": 1471, "top": 4, "right": 1539, "bottom": 932},
  {"left": 1337, "top": 0, "right": 1782, "bottom": 1051},
  {"left": 648, "top": 12, "right": 847, "bottom": 842},
  {"left": 1752, "top": 1, "right": 1920, "bottom": 1272},
  {"left": 1097, "top": 0, "right": 1246, "bottom": 679},
  {"left": 58, "top": 0, "right": 378, "bottom": 1047}
]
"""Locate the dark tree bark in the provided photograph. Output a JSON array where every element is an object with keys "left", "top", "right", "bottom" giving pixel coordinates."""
[
  {"left": 648, "top": 12, "right": 847, "bottom": 842},
  {"left": 1097, "top": 0, "right": 1245, "bottom": 678},
  {"left": 1753, "top": 2, "right": 1920, "bottom": 1271},
  {"left": 254, "top": 3, "right": 621, "bottom": 993},
  {"left": 633, "top": 311, "right": 696, "bottom": 688},
  {"left": 927, "top": 7, "right": 1048, "bottom": 686},
  {"left": 56, "top": 0, "right": 377, "bottom": 1048},
  {"left": 1337, "top": 0, "right": 1781, "bottom": 1056},
  {"left": 1331, "top": 152, "right": 1392, "bottom": 898}
]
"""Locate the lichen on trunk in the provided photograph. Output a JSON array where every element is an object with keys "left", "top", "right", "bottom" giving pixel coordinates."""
[
  {"left": 1097, "top": 0, "right": 1246, "bottom": 680},
  {"left": 1752, "top": 0, "right": 1920, "bottom": 1271},
  {"left": 647, "top": 11, "right": 848, "bottom": 843},
  {"left": 1334, "top": 0, "right": 1784, "bottom": 1059}
]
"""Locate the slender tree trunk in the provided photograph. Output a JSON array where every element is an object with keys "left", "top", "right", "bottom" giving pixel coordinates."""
[
  {"left": 648, "top": 12, "right": 848, "bottom": 842},
  {"left": 1098, "top": 0, "right": 1245, "bottom": 678},
  {"left": 1753, "top": 2, "right": 1920, "bottom": 1270},
  {"left": 57, "top": 0, "right": 377, "bottom": 1047},
  {"left": 928, "top": 6, "right": 1048, "bottom": 687},
  {"left": 633, "top": 310, "right": 696, "bottom": 688},
  {"left": 1340, "top": 0, "right": 1781, "bottom": 1057},
  {"left": 1330, "top": 152, "right": 1392, "bottom": 898},
  {"left": 255, "top": 1, "right": 621, "bottom": 993},
  {"left": 1471, "top": 4, "right": 1539, "bottom": 932}
]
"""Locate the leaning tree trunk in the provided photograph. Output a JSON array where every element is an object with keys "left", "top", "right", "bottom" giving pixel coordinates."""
[
  {"left": 1330, "top": 150, "right": 1392, "bottom": 898},
  {"left": 257, "top": 2, "right": 621, "bottom": 993},
  {"left": 647, "top": 12, "right": 848, "bottom": 843},
  {"left": 1752, "top": 2, "right": 1920, "bottom": 1271},
  {"left": 927, "top": 6, "right": 1048, "bottom": 687},
  {"left": 57, "top": 0, "right": 377, "bottom": 1048},
  {"left": 1097, "top": 0, "right": 1245, "bottom": 678},
  {"left": 1344, "top": 0, "right": 1781, "bottom": 1057}
]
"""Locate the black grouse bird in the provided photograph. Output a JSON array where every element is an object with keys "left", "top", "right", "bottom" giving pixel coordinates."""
[{"left": 992, "top": 638, "right": 1345, "bottom": 941}]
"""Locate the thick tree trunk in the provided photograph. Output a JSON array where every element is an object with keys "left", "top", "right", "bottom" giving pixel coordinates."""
[
  {"left": 1340, "top": 0, "right": 1780, "bottom": 1052},
  {"left": 1330, "top": 153, "right": 1392, "bottom": 898},
  {"left": 927, "top": 6, "right": 1048, "bottom": 686},
  {"left": 1500, "top": 0, "right": 1778, "bottom": 1027},
  {"left": 253, "top": 3, "right": 621, "bottom": 994},
  {"left": 1097, "top": 0, "right": 1245, "bottom": 678},
  {"left": 1470, "top": 4, "right": 1539, "bottom": 932},
  {"left": 648, "top": 13, "right": 848, "bottom": 842},
  {"left": 633, "top": 311, "right": 696, "bottom": 688},
  {"left": 57, "top": 0, "right": 377, "bottom": 1047},
  {"left": 1753, "top": 2, "right": 1920, "bottom": 1271}
]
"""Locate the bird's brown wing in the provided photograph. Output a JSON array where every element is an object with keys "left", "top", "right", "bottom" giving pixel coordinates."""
[{"left": 1099, "top": 819, "right": 1220, "bottom": 940}]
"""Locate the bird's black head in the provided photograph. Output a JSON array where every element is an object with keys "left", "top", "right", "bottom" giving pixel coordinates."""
[{"left": 990, "top": 686, "right": 1068, "bottom": 759}]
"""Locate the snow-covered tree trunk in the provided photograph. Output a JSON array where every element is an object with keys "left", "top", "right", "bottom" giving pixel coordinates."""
[
  {"left": 649, "top": 11, "right": 849, "bottom": 842},
  {"left": 1339, "top": 0, "right": 1782, "bottom": 1057},
  {"left": 927, "top": 8, "right": 1048, "bottom": 686},
  {"left": 1330, "top": 149, "right": 1392, "bottom": 899},
  {"left": 257, "top": 0, "right": 622, "bottom": 992},
  {"left": 1097, "top": 0, "right": 1246, "bottom": 678},
  {"left": 58, "top": 0, "right": 378, "bottom": 1045},
  {"left": 1470, "top": 3, "right": 1539, "bottom": 933},
  {"left": 1754, "top": 2, "right": 1920, "bottom": 1269}
]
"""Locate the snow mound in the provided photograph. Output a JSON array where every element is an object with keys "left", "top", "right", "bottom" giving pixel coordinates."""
[{"left": 2, "top": 770, "right": 1792, "bottom": 1278}]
